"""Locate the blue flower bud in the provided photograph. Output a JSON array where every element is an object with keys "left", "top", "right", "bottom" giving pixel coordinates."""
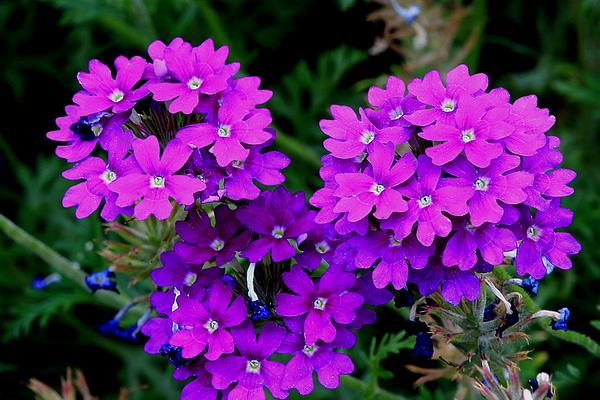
[
  {"left": 248, "top": 300, "right": 270, "bottom": 321},
  {"left": 160, "top": 344, "right": 191, "bottom": 367},
  {"left": 413, "top": 332, "right": 434, "bottom": 359},
  {"left": 521, "top": 276, "right": 539, "bottom": 296},
  {"left": 550, "top": 308, "right": 570, "bottom": 331},
  {"left": 85, "top": 269, "right": 119, "bottom": 293}
]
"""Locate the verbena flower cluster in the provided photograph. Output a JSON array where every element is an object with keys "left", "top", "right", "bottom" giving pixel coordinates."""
[
  {"left": 311, "top": 65, "right": 581, "bottom": 305},
  {"left": 141, "top": 188, "right": 391, "bottom": 399},
  {"left": 48, "top": 37, "right": 288, "bottom": 221},
  {"left": 48, "top": 38, "right": 392, "bottom": 399}
]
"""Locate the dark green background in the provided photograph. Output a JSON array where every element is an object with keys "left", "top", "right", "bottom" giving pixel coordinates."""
[{"left": 1, "top": 0, "right": 599, "bottom": 398}]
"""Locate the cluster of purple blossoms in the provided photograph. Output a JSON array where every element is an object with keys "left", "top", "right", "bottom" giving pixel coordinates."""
[
  {"left": 48, "top": 37, "right": 289, "bottom": 221},
  {"left": 311, "top": 65, "right": 581, "bottom": 305},
  {"left": 142, "top": 187, "right": 391, "bottom": 399}
]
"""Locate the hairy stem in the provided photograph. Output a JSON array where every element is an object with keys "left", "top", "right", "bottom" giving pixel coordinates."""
[
  {"left": 0, "top": 212, "right": 132, "bottom": 311},
  {"left": 342, "top": 375, "right": 409, "bottom": 400}
]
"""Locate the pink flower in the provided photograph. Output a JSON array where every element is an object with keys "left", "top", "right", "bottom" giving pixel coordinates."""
[{"left": 110, "top": 136, "right": 205, "bottom": 220}]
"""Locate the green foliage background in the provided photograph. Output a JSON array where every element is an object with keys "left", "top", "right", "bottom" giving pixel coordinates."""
[{"left": 0, "top": 0, "right": 599, "bottom": 398}]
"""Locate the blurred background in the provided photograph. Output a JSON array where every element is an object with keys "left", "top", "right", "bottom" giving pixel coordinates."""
[{"left": 1, "top": 0, "right": 599, "bottom": 398}]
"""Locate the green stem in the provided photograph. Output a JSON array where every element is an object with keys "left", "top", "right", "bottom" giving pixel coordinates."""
[
  {"left": 0, "top": 212, "right": 132, "bottom": 311},
  {"left": 341, "top": 375, "right": 409, "bottom": 400}
]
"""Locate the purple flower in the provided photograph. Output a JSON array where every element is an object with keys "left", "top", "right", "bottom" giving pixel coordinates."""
[
  {"left": 275, "top": 265, "right": 363, "bottom": 344},
  {"left": 514, "top": 201, "right": 581, "bottom": 279},
  {"left": 333, "top": 143, "right": 416, "bottom": 221},
  {"left": 295, "top": 224, "right": 339, "bottom": 270},
  {"left": 177, "top": 99, "right": 273, "bottom": 167},
  {"left": 348, "top": 231, "right": 434, "bottom": 290},
  {"left": 224, "top": 141, "right": 290, "bottom": 200},
  {"left": 521, "top": 136, "right": 576, "bottom": 210},
  {"left": 503, "top": 95, "right": 554, "bottom": 156},
  {"left": 185, "top": 148, "right": 226, "bottom": 202},
  {"left": 443, "top": 154, "right": 533, "bottom": 226},
  {"left": 405, "top": 64, "right": 488, "bottom": 126},
  {"left": 237, "top": 188, "right": 316, "bottom": 262},
  {"left": 174, "top": 205, "right": 251, "bottom": 266},
  {"left": 170, "top": 282, "right": 247, "bottom": 360},
  {"left": 321, "top": 105, "right": 410, "bottom": 159},
  {"left": 442, "top": 217, "right": 516, "bottom": 270},
  {"left": 409, "top": 258, "right": 481, "bottom": 305},
  {"left": 279, "top": 317, "right": 355, "bottom": 395},
  {"left": 47, "top": 108, "right": 133, "bottom": 162},
  {"left": 174, "top": 359, "right": 218, "bottom": 400},
  {"left": 349, "top": 271, "right": 394, "bottom": 329},
  {"left": 142, "top": 316, "right": 174, "bottom": 354},
  {"left": 419, "top": 95, "right": 513, "bottom": 167},
  {"left": 366, "top": 76, "right": 422, "bottom": 128},
  {"left": 380, "top": 155, "right": 471, "bottom": 246},
  {"left": 73, "top": 56, "right": 147, "bottom": 115},
  {"left": 62, "top": 153, "right": 140, "bottom": 220},
  {"left": 205, "top": 320, "right": 288, "bottom": 400},
  {"left": 150, "top": 251, "right": 204, "bottom": 290},
  {"left": 110, "top": 136, "right": 206, "bottom": 220},
  {"left": 148, "top": 39, "right": 239, "bottom": 114}
]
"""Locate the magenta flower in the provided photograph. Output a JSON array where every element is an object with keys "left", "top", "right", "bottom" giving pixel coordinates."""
[
  {"left": 333, "top": 143, "right": 416, "bottom": 221},
  {"left": 47, "top": 107, "right": 133, "bottom": 162},
  {"left": 515, "top": 201, "right": 581, "bottom": 279},
  {"left": 174, "top": 359, "right": 218, "bottom": 400},
  {"left": 348, "top": 231, "right": 434, "bottom": 290},
  {"left": 150, "top": 250, "right": 203, "bottom": 290},
  {"left": 148, "top": 39, "right": 239, "bottom": 114},
  {"left": 146, "top": 37, "right": 186, "bottom": 79},
  {"left": 295, "top": 224, "right": 339, "bottom": 270},
  {"left": 170, "top": 282, "right": 247, "bottom": 360},
  {"left": 366, "top": 75, "right": 422, "bottom": 128},
  {"left": 321, "top": 105, "right": 410, "bottom": 159},
  {"left": 408, "top": 258, "right": 481, "bottom": 305},
  {"left": 309, "top": 155, "right": 357, "bottom": 222},
  {"left": 62, "top": 153, "right": 140, "bottom": 220},
  {"left": 503, "top": 95, "right": 555, "bottom": 156},
  {"left": 443, "top": 155, "right": 533, "bottom": 226},
  {"left": 419, "top": 95, "right": 513, "bottom": 167},
  {"left": 521, "top": 136, "right": 576, "bottom": 210},
  {"left": 279, "top": 317, "right": 355, "bottom": 395},
  {"left": 174, "top": 205, "right": 251, "bottom": 266},
  {"left": 442, "top": 217, "right": 516, "bottom": 270},
  {"left": 237, "top": 188, "right": 316, "bottom": 262},
  {"left": 73, "top": 56, "right": 147, "bottom": 115},
  {"left": 205, "top": 320, "right": 288, "bottom": 400},
  {"left": 176, "top": 99, "right": 272, "bottom": 167},
  {"left": 110, "top": 136, "right": 206, "bottom": 220},
  {"left": 224, "top": 142, "right": 290, "bottom": 200},
  {"left": 275, "top": 265, "right": 363, "bottom": 344},
  {"left": 381, "top": 155, "right": 471, "bottom": 246},
  {"left": 405, "top": 64, "right": 488, "bottom": 126}
]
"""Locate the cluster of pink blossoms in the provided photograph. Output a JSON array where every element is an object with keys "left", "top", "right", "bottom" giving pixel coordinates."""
[
  {"left": 48, "top": 37, "right": 288, "bottom": 221},
  {"left": 311, "top": 65, "right": 581, "bottom": 304},
  {"left": 48, "top": 38, "right": 393, "bottom": 400}
]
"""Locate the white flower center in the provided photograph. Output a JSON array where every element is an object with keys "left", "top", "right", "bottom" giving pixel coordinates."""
[
  {"left": 360, "top": 130, "right": 376, "bottom": 144},
  {"left": 465, "top": 222, "right": 477, "bottom": 232},
  {"left": 389, "top": 107, "right": 404, "bottom": 121},
  {"left": 441, "top": 98, "right": 455, "bottom": 113},
  {"left": 314, "top": 240, "right": 331, "bottom": 254},
  {"left": 473, "top": 177, "right": 489, "bottom": 191},
  {"left": 150, "top": 176, "right": 165, "bottom": 188},
  {"left": 527, "top": 225, "right": 542, "bottom": 241},
  {"left": 389, "top": 235, "right": 403, "bottom": 247},
  {"left": 204, "top": 319, "right": 219, "bottom": 334},
  {"left": 313, "top": 297, "right": 327, "bottom": 310},
  {"left": 246, "top": 359, "right": 261, "bottom": 374},
  {"left": 417, "top": 195, "right": 432, "bottom": 208},
  {"left": 108, "top": 89, "right": 125, "bottom": 103},
  {"left": 271, "top": 225, "right": 285, "bottom": 239},
  {"left": 303, "top": 344, "right": 318, "bottom": 357},
  {"left": 101, "top": 169, "right": 117, "bottom": 184},
  {"left": 370, "top": 183, "right": 385, "bottom": 195},
  {"left": 461, "top": 129, "right": 476, "bottom": 143},
  {"left": 187, "top": 76, "right": 203, "bottom": 90},
  {"left": 354, "top": 152, "right": 368, "bottom": 163},
  {"left": 210, "top": 238, "right": 225, "bottom": 251},
  {"left": 217, "top": 125, "right": 231, "bottom": 138},
  {"left": 183, "top": 272, "right": 197, "bottom": 287},
  {"left": 232, "top": 160, "right": 244, "bottom": 169},
  {"left": 91, "top": 123, "right": 103, "bottom": 136}
]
